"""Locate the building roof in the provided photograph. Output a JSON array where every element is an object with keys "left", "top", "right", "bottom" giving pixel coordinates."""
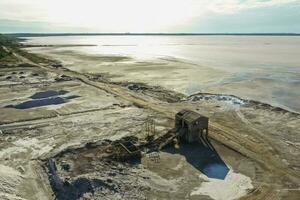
[{"left": 176, "top": 109, "right": 208, "bottom": 123}]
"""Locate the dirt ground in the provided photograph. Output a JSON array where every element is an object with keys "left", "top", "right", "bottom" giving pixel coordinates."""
[{"left": 0, "top": 45, "right": 299, "bottom": 200}]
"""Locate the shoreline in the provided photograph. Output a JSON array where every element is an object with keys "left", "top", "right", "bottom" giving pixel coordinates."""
[{"left": 21, "top": 35, "right": 300, "bottom": 114}]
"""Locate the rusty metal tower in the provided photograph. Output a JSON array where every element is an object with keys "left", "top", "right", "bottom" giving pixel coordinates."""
[{"left": 145, "top": 117, "right": 156, "bottom": 141}]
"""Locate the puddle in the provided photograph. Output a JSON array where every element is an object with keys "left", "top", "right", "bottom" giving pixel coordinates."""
[
  {"left": 30, "top": 90, "right": 68, "bottom": 99},
  {"left": 7, "top": 97, "right": 66, "bottom": 109},
  {"left": 5, "top": 90, "right": 80, "bottom": 109},
  {"left": 202, "top": 163, "right": 229, "bottom": 180},
  {"left": 163, "top": 142, "right": 229, "bottom": 180},
  {"left": 189, "top": 94, "right": 246, "bottom": 106}
]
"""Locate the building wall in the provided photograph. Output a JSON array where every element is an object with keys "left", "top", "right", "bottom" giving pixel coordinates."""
[{"left": 175, "top": 114, "right": 209, "bottom": 143}]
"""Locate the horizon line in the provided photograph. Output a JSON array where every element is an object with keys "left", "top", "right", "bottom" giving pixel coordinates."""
[{"left": 3, "top": 32, "right": 300, "bottom": 36}]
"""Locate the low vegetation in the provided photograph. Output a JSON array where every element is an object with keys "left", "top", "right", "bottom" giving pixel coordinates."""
[
  {"left": 0, "top": 34, "right": 50, "bottom": 64},
  {"left": 0, "top": 34, "right": 19, "bottom": 46},
  {"left": 0, "top": 34, "right": 18, "bottom": 62}
]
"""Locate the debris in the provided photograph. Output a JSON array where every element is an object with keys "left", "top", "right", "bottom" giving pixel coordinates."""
[
  {"left": 17, "top": 166, "right": 25, "bottom": 174},
  {"left": 88, "top": 74, "right": 104, "bottom": 81},
  {"left": 55, "top": 75, "right": 73, "bottom": 82},
  {"left": 147, "top": 152, "right": 160, "bottom": 163},
  {"left": 51, "top": 63, "right": 63, "bottom": 68},
  {"left": 127, "top": 83, "right": 147, "bottom": 91},
  {"left": 113, "top": 141, "right": 141, "bottom": 161}
]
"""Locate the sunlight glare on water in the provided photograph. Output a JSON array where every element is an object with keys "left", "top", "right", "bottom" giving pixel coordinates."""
[{"left": 24, "top": 36, "right": 300, "bottom": 113}]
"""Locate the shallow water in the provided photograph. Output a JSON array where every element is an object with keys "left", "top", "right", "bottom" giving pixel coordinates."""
[
  {"left": 164, "top": 143, "right": 230, "bottom": 180},
  {"left": 11, "top": 97, "right": 66, "bottom": 109},
  {"left": 23, "top": 36, "right": 300, "bottom": 112},
  {"left": 30, "top": 90, "right": 68, "bottom": 99},
  {"left": 6, "top": 90, "right": 79, "bottom": 109},
  {"left": 202, "top": 163, "right": 229, "bottom": 180}
]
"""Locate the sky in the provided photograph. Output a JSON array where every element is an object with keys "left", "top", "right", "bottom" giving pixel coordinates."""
[{"left": 0, "top": 0, "right": 300, "bottom": 33}]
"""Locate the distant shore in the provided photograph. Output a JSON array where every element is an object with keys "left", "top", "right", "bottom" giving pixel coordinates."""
[{"left": 5, "top": 33, "right": 300, "bottom": 37}]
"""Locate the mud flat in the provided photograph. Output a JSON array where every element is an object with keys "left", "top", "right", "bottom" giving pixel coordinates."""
[{"left": 0, "top": 39, "right": 299, "bottom": 200}]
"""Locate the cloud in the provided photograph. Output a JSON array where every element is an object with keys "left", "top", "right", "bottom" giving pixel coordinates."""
[
  {"left": 184, "top": 3, "right": 300, "bottom": 33},
  {"left": 207, "top": 0, "right": 300, "bottom": 14},
  {"left": 0, "top": 0, "right": 200, "bottom": 31}
]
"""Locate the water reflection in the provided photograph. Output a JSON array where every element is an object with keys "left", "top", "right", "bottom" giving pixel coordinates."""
[
  {"left": 5, "top": 90, "right": 80, "bottom": 109},
  {"left": 202, "top": 163, "right": 229, "bottom": 180},
  {"left": 163, "top": 141, "right": 229, "bottom": 180},
  {"left": 24, "top": 36, "right": 300, "bottom": 113},
  {"left": 30, "top": 90, "right": 68, "bottom": 99}
]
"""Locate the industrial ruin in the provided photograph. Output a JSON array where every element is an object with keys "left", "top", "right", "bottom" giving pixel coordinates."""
[
  {"left": 44, "top": 110, "right": 213, "bottom": 199},
  {"left": 175, "top": 109, "right": 209, "bottom": 143}
]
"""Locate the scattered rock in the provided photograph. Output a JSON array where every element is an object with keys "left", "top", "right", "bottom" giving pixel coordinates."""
[
  {"left": 189, "top": 94, "right": 246, "bottom": 106},
  {"left": 51, "top": 63, "right": 63, "bottom": 68},
  {"left": 127, "top": 83, "right": 147, "bottom": 91},
  {"left": 17, "top": 166, "right": 26, "bottom": 174},
  {"left": 88, "top": 74, "right": 107, "bottom": 82},
  {"left": 55, "top": 75, "right": 73, "bottom": 82}
]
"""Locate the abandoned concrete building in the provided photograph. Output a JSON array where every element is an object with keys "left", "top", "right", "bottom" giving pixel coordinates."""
[{"left": 175, "top": 109, "right": 209, "bottom": 143}]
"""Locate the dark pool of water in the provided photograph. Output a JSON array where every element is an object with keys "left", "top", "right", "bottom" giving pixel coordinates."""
[
  {"left": 30, "top": 90, "right": 68, "bottom": 99},
  {"left": 5, "top": 90, "right": 80, "bottom": 109},
  {"left": 202, "top": 163, "right": 229, "bottom": 180},
  {"left": 164, "top": 142, "right": 229, "bottom": 180},
  {"left": 7, "top": 97, "right": 66, "bottom": 109}
]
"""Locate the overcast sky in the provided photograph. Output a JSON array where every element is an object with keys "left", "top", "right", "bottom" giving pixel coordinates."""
[{"left": 0, "top": 0, "right": 300, "bottom": 33}]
